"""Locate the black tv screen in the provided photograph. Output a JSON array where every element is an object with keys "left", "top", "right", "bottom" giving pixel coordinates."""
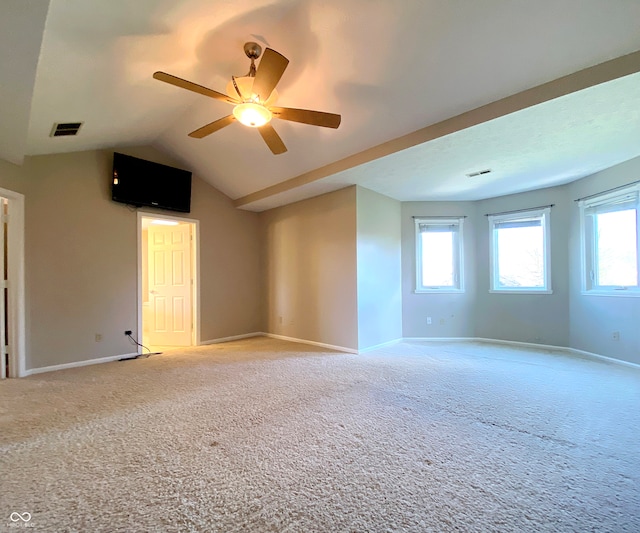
[{"left": 111, "top": 152, "right": 192, "bottom": 213}]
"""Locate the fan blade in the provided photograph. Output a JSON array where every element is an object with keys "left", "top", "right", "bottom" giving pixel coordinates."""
[
  {"left": 153, "top": 72, "right": 238, "bottom": 104},
  {"left": 252, "top": 49, "right": 289, "bottom": 102},
  {"left": 270, "top": 107, "right": 341, "bottom": 129},
  {"left": 258, "top": 123, "right": 287, "bottom": 155},
  {"left": 189, "top": 115, "right": 236, "bottom": 138}
]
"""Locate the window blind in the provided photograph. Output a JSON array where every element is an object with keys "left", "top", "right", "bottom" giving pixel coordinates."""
[
  {"left": 584, "top": 191, "right": 639, "bottom": 216},
  {"left": 418, "top": 223, "right": 459, "bottom": 233},
  {"left": 493, "top": 218, "right": 541, "bottom": 229}
]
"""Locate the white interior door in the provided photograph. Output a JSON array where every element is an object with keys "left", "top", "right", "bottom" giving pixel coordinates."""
[{"left": 147, "top": 223, "right": 192, "bottom": 346}]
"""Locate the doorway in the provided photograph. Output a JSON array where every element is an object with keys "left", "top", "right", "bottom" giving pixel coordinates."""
[
  {"left": 138, "top": 213, "right": 199, "bottom": 353},
  {"left": 0, "top": 187, "right": 25, "bottom": 378}
]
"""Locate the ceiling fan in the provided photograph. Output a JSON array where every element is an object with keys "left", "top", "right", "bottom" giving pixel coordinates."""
[{"left": 153, "top": 42, "right": 341, "bottom": 155}]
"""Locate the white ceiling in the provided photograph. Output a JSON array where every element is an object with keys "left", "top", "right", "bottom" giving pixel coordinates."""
[{"left": 2, "top": 0, "right": 640, "bottom": 211}]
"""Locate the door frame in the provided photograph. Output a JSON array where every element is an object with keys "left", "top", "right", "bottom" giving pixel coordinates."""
[
  {"left": 137, "top": 212, "right": 200, "bottom": 350},
  {"left": 0, "top": 187, "right": 26, "bottom": 377}
]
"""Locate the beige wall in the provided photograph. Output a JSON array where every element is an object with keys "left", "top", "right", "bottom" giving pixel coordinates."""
[
  {"left": 185, "top": 160, "right": 263, "bottom": 341},
  {"left": 116, "top": 146, "right": 263, "bottom": 342},
  {"left": 0, "top": 157, "right": 28, "bottom": 193},
  {"left": 0, "top": 148, "right": 262, "bottom": 370},
  {"left": 3, "top": 145, "right": 638, "bottom": 369},
  {"left": 261, "top": 187, "right": 358, "bottom": 350},
  {"left": 401, "top": 201, "right": 478, "bottom": 338},
  {"left": 568, "top": 156, "right": 640, "bottom": 364},
  {"left": 475, "top": 186, "right": 571, "bottom": 347},
  {"left": 356, "top": 186, "right": 402, "bottom": 349},
  {"left": 23, "top": 150, "right": 136, "bottom": 368}
]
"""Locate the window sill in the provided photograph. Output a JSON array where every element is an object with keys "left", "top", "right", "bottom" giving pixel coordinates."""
[
  {"left": 415, "top": 289, "right": 465, "bottom": 294},
  {"left": 489, "top": 289, "right": 553, "bottom": 295},
  {"left": 581, "top": 290, "right": 640, "bottom": 298}
]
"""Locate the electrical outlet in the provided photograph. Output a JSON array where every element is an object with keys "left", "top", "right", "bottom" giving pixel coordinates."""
[
  {"left": 95, "top": 334, "right": 103, "bottom": 342},
  {"left": 427, "top": 317, "right": 432, "bottom": 325},
  {"left": 612, "top": 331, "right": 620, "bottom": 341},
  {"left": 124, "top": 330, "right": 132, "bottom": 336}
]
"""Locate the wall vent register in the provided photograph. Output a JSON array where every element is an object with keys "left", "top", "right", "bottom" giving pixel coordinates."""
[{"left": 50, "top": 122, "right": 83, "bottom": 137}]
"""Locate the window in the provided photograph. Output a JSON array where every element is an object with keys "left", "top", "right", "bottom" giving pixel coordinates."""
[
  {"left": 489, "top": 207, "right": 551, "bottom": 293},
  {"left": 580, "top": 184, "right": 639, "bottom": 295},
  {"left": 415, "top": 217, "right": 464, "bottom": 292}
]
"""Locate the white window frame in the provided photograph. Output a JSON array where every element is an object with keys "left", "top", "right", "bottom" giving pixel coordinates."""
[
  {"left": 488, "top": 207, "right": 552, "bottom": 294},
  {"left": 579, "top": 183, "right": 640, "bottom": 297},
  {"left": 414, "top": 217, "right": 465, "bottom": 293}
]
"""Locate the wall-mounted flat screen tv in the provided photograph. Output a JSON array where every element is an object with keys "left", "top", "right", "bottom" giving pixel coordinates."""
[{"left": 111, "top": 152, "right": 192, "bottom": 213}]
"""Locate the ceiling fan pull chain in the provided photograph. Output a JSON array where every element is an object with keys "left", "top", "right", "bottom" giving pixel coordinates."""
[{"left": 231, "top": 76, "right": 243, "bottom": 99}]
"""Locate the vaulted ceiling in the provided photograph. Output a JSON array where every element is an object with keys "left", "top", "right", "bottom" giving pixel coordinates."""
[{"left": 2, "top": 0, "right": 640, "bottom": 211}]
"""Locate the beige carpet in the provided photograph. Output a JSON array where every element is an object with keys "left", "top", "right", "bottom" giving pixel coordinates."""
[{"left": 1, "top": 337, "right": 639, "bottom": 532}]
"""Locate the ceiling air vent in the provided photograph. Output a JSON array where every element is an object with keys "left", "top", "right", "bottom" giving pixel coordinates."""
[
  {"left": 51, "top": 122, "right": 83, "bottom": 137},
  {"left": 466, "top": 169, "right": 492, "bottom": 178}
]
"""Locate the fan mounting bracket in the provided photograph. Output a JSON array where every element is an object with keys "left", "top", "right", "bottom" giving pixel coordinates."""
[
  {"left": 244, "top": 42, "right": 262, "bottom": 60},
  {"left": 243, "top": 42, "right": 262, "bottom": 77}
]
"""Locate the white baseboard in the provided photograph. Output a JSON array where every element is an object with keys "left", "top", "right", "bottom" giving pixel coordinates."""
[
  {"left": 264, "top": 333, "right": 357, "bottom": 354},
  {"left": 199, "top": 332, "right": 264, "bottom": 345},
  {"left": 403, "top": 336, "right": 640, "bottom": 370},
  {"left": 403, "top": 337, "right": 477, "bottom": 343},
  {"left": 25, "top": 352, "right": 140, "bottom": 376},
  {"left": 20, "top": 334, "right": 640, "bottom": 377},
  {"left": 22, "top": 331, "right": 264, "bottom": 377},
  {"left": 358, "top": 338, "right": 403, "bottom": 354},
  {"left": 567, "top": 347, "right": 640, "bottom": 370},
  {"left": 473, "top": 337, "right": 571, "bottom": 352}
]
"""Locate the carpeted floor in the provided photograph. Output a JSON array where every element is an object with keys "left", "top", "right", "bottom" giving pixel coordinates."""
[{"left": 1, "top": 337, "right": 639, "bottom": 532}]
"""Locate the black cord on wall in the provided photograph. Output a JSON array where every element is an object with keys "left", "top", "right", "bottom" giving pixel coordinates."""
[{"left": 119, "top": 333, "right": 162, "bottom": 360}]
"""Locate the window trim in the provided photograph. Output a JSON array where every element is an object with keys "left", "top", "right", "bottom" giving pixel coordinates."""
[
  {"left": 579, "top": 183, "right": 640, "bottom": 297},
  {"left": 488, "top": 207, "right": 552, "bottom": 294},
  {"left": 414, "top": 217, "right": 465, "bottom": 294}
]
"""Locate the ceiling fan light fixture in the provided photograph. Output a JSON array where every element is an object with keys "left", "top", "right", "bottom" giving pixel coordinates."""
[
  {"left": 154, "top": 42, "right": 340, "bottom": 154},
  {"left": 233, "top": 103, "right": 272, "bottom": 128}
]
